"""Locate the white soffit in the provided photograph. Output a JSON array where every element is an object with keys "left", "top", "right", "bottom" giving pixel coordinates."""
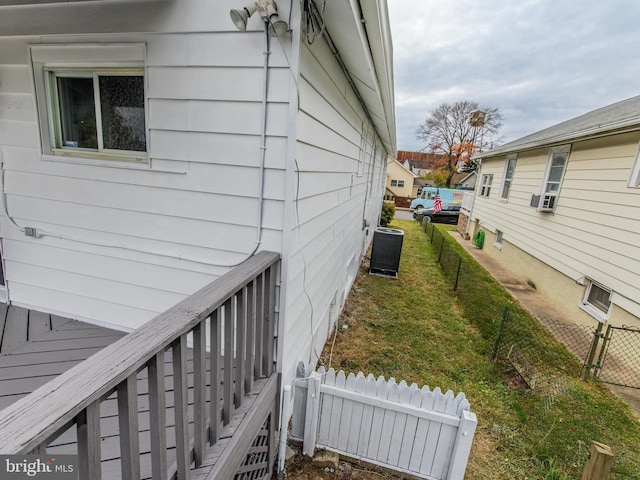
[{"left": 323, "top": 0, "right": 396, "bottom": 155}]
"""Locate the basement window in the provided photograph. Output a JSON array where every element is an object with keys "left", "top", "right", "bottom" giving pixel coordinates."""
[
  {"left": 579, "top": 281, "right": 612, "bottom": 322},
  {"left": 493, "top": 230, "right": 503, "bottom": 250}
]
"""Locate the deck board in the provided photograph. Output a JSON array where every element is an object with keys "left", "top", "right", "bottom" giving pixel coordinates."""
[
  {"left": 1, "top": 306, "right": 29, "bottom": 353},
  {"left": 0, "top": 305, "right": 269, "bottom": 479},
  {"left": 0, "top": 313, "right": 126, "bottom": 409},
  {"left": 27, "top": 310, "right": 51, "bottom": 340}
]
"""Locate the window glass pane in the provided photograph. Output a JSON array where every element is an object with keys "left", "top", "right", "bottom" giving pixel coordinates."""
[
  {"left": 552, "top": 153, "right": 568, "bottom": 167},
  {"left": 587, "top": 284, "right": 611, "bottom": 312},
  {"left": 99, "top": 76, "right": 146, "bottom": 152},
  {"left": 546, "top": 182, "right": 560, "bottom": 193},
  {"left": 501, "top": 180, "right": 511, "bottom": 198},
  {"left": 57, "top": 77, "right": 97, "bottom": 149},
  {"left": 505, "top": 159, "right": 516, "bottom": 179}
]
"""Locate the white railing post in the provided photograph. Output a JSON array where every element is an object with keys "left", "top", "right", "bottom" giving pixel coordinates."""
[
  {"left": 302, "top": 372, "right": 322, "bottom": 457},
  {"left": 446, "top": 410, "right": 477, "bottom": 480}
]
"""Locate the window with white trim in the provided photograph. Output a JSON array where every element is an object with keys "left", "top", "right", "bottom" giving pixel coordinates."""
[
  {"left": 540, "top": 145, "right": 570, "bottom": 211},
  {"left": 580, "top": 281, "right": 612, "bottom": 321},
  {"left": 30, "top": 43, "right": 148, "bottom": 164},
  {"left": 494, "top": 229, "right": 503, "bottom": 249},
  {"left": 499, "top": 155, "right": 517, "bottom": 200},
  {"left": 628, "top": 141, "right": 640, "bottom": 187},
  {"left": 46, "top": 69, "right": 146, "bottom": 159},
  {"left": 480, "top": 174, "right": 493, "bottom": 197},
  {"left": 391, "top": 179, "right": 405, "bottom": 188}
]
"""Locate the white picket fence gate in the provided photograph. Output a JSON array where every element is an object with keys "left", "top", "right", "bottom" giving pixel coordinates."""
[{"left": 290, "top": 365, "right": 477, "bottom": 480}]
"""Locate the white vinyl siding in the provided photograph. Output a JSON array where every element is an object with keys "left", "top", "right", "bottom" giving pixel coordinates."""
[
  {"left": 1, "top": 31, "right": 288, "bottom": 330},
  {"left": 472, "top": 132, "right": 640, "bottom": 320},
  {"left": 281, "top": 39, "right": 386, "bottom": 383}
]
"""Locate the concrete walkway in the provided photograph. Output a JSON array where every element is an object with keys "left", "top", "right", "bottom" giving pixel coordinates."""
[{"left": 447, "top": 229, "right": 640, "bottom": 418}]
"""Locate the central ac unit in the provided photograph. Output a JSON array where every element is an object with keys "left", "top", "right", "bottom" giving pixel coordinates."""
[{"left": 530, "top": 194, "right": 555, "bottom": 212}]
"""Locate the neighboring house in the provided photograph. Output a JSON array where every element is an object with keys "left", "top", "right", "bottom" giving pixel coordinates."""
[
  {"left": 469, "top": 95, "right": 640, "bottom": 329},
  {"left": 386, "top": 157, "right": 417, "bottom": 199},
  {"left": 451, "top": 171, "right": 477, "bottom": 190},
  {"left": 397, "top": 150, "right": 447, "bottom": 176},
  {"left": 0, "top": 0, "right": 395, "bottom": 397}
]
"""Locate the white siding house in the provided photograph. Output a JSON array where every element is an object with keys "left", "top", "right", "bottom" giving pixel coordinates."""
[
  {"left": 469, "top": 96, "right": 640, "bottom": 329},
  {"left": 0, "top": 0, "right": 395, "bottom": 388}
]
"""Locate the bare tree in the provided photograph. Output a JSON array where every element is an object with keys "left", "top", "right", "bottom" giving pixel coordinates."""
[{"left": 416, "top": 100, "right": 503, "bottom": 187}]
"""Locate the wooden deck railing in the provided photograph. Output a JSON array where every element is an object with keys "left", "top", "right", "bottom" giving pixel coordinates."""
[{"left": 0, "top": 251, "right": 280, "bottom": 480}]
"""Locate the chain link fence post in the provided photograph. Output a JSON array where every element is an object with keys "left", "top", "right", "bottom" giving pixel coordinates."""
[
  {"left": 583, "top": 322, "right": 604, "bottom": 381},
  {"left": 453, "top": 257, "right": 462, "bottom": 291},
  {"left": 492, "top": 306, "right": 510, "bottom": 360}
]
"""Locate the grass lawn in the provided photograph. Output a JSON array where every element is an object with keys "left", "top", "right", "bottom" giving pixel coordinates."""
[{"left": 319, "top": 219, "right": 640, "bottom": 480}]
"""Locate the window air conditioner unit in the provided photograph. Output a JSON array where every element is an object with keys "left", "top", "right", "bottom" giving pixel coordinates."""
[{"left": 530, "top": 194, "right": 555, "bottom": 212}]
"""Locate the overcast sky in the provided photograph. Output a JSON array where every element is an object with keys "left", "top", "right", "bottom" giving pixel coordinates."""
[{"left": 387, "top": 1, "right": 640, "bottom": 152}]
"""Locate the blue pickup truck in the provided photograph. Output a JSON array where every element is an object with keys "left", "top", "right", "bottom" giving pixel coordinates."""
[{"left": 410, "top": 187, "right": 466, "bottom": 210}]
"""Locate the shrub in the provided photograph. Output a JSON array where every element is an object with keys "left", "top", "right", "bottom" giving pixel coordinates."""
[{"left": 380, "top": 202, "right": 395, "bottom": 226}]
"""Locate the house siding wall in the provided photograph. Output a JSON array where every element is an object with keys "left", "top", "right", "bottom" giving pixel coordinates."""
[
  {"left": 472, "top": 132, "right": 640, "bottom": 326},
  {"left": 279, "top": 38, "right": 386, "bottom": 384},
  {"left": 0, "top": 2, "right": 289, "bottom": 330}
]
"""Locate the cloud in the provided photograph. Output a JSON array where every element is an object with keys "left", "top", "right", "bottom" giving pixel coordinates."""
[{"left": 389, "top": 0, "right": 640, "bottom": 151}]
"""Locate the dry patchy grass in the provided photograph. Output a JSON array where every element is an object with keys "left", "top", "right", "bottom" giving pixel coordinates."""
[{"left": 307, "top": 220, "right": 640, "bottom": 480}]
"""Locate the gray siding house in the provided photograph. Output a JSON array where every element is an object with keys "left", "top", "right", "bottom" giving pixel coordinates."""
[{"left": 0, "top": 0, "right": 395, "bottom": 476}]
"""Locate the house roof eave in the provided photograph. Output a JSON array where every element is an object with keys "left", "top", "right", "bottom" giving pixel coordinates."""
[
  {"left": 323, "top": 0, "right": 396, "bottom": 156},
  {"left": 474, "top": 95, "right": 640, "bottom": 160}
]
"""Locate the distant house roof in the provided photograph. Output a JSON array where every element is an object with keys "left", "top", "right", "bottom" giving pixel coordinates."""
[
  {"left": 476, "top": 95, "right": 640, "bottom": 159},
  {"left": 397, "top": 150, "right": 447, "bottom": 171},
  {"left": 451, "top": 171, "right": 476, "bottom": 185}
]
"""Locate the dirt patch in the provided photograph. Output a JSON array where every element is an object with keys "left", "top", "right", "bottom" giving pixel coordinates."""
[{"left": 284, "top": 448, "right": 404, "bottom": 479}]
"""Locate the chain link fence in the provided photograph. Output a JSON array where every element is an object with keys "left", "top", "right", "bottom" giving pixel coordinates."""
[
  {"left": 423, "top": 222, "right": 589, "bottom": 380},
  {"left": 594, "top": 325, "right": 640, "bottom": 389}
]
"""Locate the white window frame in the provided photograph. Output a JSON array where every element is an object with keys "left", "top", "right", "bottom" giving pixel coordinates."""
[
  {"left": 539, "top": 145, "right": 570, "bottom": 212},
  {"left": 44, "top": 67, "right": 147, "bottom": 163},
  {"left": 499, "top": 154, "right": 517, "bottom": 200},
  {"left": 390, "top": 179, "right": 405, "bottom": 188},
  {"left": 480, "top": 174, "right": 493, "bottom": 197},
  {"left": 628, "top": 141, "right": 640, "bottom": 187},
  {"left": 493, "top": 229, "right": 503, "bottom": 250},
  {"left": 579, "top": 280, "right": 612, "bottom": 322},
  {"left": 30, "top": 43, "right": 148, "bottom": 165}
]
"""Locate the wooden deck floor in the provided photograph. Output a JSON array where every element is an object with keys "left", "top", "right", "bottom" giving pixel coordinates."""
[
  {"left": 0, "top": 306, "right": 126, "bottom": 410},
  {"left": 0, "top": 305, "right": 272, "bottom": 479}
]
